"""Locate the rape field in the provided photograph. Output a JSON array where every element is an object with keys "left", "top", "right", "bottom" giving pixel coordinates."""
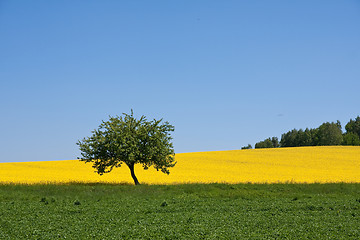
[{"left": 0, "top": 146, "right": 359, "bottom": 184}]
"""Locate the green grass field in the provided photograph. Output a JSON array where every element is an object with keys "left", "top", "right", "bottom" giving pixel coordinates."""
[{"left": 1, "top": 183, "right": 359, "bottom": 239}]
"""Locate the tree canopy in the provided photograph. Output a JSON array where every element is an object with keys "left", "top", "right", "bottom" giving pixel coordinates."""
[
  {"left": 280, "top": 128, "right": 316, "bottom": 147},
  {"left": 77, "top": 110, "right": 176, "bottom": 185},
  {"left": 255, "top": 137, "right": 279, "bottom": 149},
  {"left": 316, "top": 121, "right": 343, "bottom": 146},
  {"left": 254, "top": 116, "right": 360, "bottom": 149},
  {"left": 241, "top": 144, "right": 253, "bottom": 149},
  {"left": 345, "top": 116, "right": 360, "bottom": 139}
]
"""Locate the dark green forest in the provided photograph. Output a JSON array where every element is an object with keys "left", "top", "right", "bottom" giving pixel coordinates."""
[{"left": 242, "top": 116, "right": 360, "bottom": 149}]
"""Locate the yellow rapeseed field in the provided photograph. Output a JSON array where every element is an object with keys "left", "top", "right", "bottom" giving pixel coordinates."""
[{"left": 0, "top": 146, "right": 359, "bottom": 184}]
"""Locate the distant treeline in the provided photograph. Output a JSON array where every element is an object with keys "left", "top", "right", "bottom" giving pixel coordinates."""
[{"left": 242, "top": 116, "right": 360, "bottom": 149}]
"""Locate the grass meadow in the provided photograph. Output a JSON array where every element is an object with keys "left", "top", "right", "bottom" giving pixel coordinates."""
[{"left": 0, "top": 183, "right": 359, "bottom": 239}]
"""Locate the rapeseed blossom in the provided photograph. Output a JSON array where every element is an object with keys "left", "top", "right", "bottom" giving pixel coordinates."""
[{"left": 0, "top": 146, "right": 359, "bottom": 184}]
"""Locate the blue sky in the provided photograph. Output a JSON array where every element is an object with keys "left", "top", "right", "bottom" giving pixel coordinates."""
[{"left": 0, "top": 1, "right": 359, "bottom": 162}]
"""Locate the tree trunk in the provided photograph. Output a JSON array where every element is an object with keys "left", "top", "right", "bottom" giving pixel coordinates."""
[{"left": 128, "top": 164, "right": 140, "bottom": 185}]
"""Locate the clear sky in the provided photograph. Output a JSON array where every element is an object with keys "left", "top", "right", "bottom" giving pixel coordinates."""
[{"left": 0, "top": 1, "right": 359, "bottom": 162}]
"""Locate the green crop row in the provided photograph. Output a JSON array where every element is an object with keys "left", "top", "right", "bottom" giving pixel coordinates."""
[{"left": 0, "top": 183, "right": 359, "bottom": 239}]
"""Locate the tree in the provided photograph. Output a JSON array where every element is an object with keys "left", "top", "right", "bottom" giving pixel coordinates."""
[
  {"left": 308, "top": 128, "right": 319, "bottom": 146},
  {"left": 241, "top": 144, "right": 252, "bottom": 149},
  {"left": 77, "top": 110, "right": 176, "bottom": 185},
  {"left": 295, "top": 128, "right": 315, "bottom": 146},
  {"left": 255, "top": 137, "right": 278, "bottom": 149},
  {"left": 271, "top": 137, "right": 280, "bottom": 148},
  {"left": 280, "top": 128, "right": 319, "bottom": 147},
  {"left": 280, "top": 129, "right": 299, "bottom": 147},
  {"left": 345, "top": 116, "right": 360, "bottom": 138},
  {"left": 342, "top": 132, "right": 360, "bottom": 146},
  {"left": 316, "top": 121, "right": 343, "bottom": 146}
]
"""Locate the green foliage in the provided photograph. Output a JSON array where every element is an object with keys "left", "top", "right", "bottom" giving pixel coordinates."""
[
  {"left": 241, "top": 144, "right": 252, "bottom": 149},
  {"left": 316, "top": 121, "right": 343, "bottom": 146},
  {"left": 342, "top": 132, "right": 360, "bottom": 146},
  {"left": 280, "top": 128, "right": 316, "bottom": 147},
  {"left": 77, "top": 110, "right": 175, "bottom": 185},
  {"left": 280, "top": 129, "right": 297, "bottom": 147},
  {"left": 278, "top": 118, "right": 360, "bottom": 147},
  {"left": 280, "top": 129, "right": 298, "bottom": 147},
  {"left": 255, "top": 138, "right": 273, "bottom": 148},
  {"left": 345, "top": 116, "right": 360, "bottom": 138},
  {"left": 271, "top": 137, "right": 280, "bottom": 148},
  {"left": 255, "top": 137, "right": 279, "bottom": 149},
  {"left": 0, "top": 183, "right": 359, "bottom": 239}
]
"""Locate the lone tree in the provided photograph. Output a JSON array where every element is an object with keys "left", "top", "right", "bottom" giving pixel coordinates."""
[{"left": 77, "top": 110, "right": 176, "bottom": 185}]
